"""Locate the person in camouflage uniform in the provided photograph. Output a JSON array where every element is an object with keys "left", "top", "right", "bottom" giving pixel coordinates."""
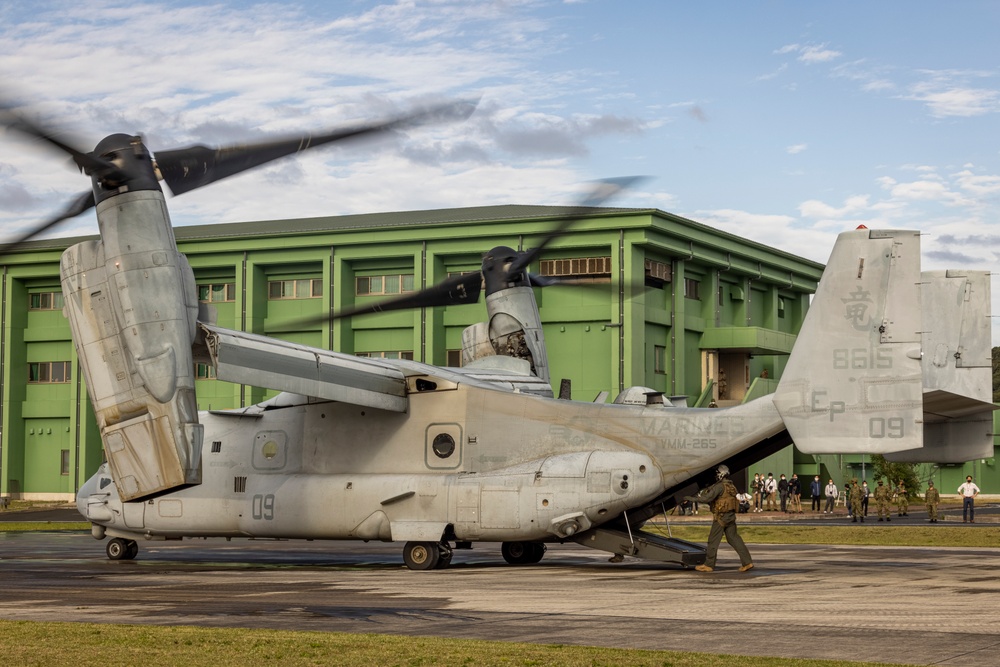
[
  {"left": 895, "top": 480, "right": 909, "bottom": 517},
  {"left": 925, "top": 481, "right": 940, "bottom": 523},
  {"left": 849, "top": 479, "right": 865, "bottom": 523},
  {"left": 686, "top": 465, "right": 754, "bottom": 573},
  {"left": 874, "top": 479, "right": 892, "bottom": 522}
]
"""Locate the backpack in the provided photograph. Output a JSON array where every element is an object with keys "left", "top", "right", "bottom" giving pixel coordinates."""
[{"left": 716, "top": 480, "right": 739, "bottom": 513}]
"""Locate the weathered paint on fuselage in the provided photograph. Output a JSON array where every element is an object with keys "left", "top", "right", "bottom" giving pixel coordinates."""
[{"left": 79, "top": 360, "right": 783, "bottom": 545}]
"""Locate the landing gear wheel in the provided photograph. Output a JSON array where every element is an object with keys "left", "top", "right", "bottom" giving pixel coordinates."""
[
  {"left": 403, "top": 541, "right": 440, "bottom": 570},
  {"left": 501, "top": 541, "right": 546, "bottom": 565},
  {"left": 106, "top": 537, "right": 137, "bottom": 561},
  {"left": 525, "top": 542, "right": 546, "bottom": 564}
]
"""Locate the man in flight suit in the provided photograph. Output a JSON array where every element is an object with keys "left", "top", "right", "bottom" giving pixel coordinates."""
[{"left": 686, "top": 465, "right": 754, "bottom": 573}]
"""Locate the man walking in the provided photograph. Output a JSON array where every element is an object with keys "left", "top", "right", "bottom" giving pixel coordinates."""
[
  {"left": 686, "top": 465, "right": 753, "bottom": 573},
  {"left": 958, "top": 475, "right": 980, "bottom": 523}
]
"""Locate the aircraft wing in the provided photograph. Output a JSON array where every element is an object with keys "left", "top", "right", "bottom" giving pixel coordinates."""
[{"left": 198, "top": 323, "right": 408, "bottom": 412}]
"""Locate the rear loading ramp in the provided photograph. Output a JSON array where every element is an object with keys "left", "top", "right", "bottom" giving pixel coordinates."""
[{"left": 573, "top": 527, "right": 706, "bottom": 568}]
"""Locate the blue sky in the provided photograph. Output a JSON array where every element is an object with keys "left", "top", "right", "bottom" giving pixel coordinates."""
[{"left": 1, "top": 0, "right": 998, "bottom": 336}]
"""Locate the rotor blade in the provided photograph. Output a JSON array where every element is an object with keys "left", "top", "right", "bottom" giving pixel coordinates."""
[
  {"left": 0, "top": 104, "right": 121, "bottom": 176},
  {"left": 276, "top": 271, "right": 483, "bottom": 331},
  {"left": 334, "top": 271, "right": 484, "bottom": 320},
  {"left": 0, "top": 190, "right": 95, "bottom": 255},
  {"left": 506, "top": 176, "right": 648, "bottom": 277},
  {"left": 155, "top": 99, "right": 478, "bottom": 196},
  {"left": 526, "top": 272, "right": 651, "bottom": 293}
]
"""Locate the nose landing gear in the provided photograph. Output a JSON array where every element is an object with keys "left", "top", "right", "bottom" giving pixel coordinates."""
[{"left": 106, "top": 537, "right": 139, "bottom": 560}]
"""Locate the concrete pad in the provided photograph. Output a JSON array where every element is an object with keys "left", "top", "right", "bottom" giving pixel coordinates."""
[{"left": 0, "top": 531, "right": 997, "bottom": 666}]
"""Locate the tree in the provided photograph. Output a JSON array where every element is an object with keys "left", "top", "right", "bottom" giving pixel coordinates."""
[
  {"left": 868, "top": 454, "right": 921, "bottom": 498},
  {"left": 993, "top": 346, "right": 1000, "bottom": 402}
]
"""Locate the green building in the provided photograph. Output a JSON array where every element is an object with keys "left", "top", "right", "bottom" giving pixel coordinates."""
[{"left": 0, "top": 205, "right": 994, "bottom": 500}]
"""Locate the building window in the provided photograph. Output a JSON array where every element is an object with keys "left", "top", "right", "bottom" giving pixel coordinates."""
[
  {"left": 195, "top": 363, "right": 216, "bottom": 379},
  {"left": 644, "top": 259, "right": 672, "bottom": 284},
  {"left": 60, "top": 450, "right": 70, "bottom": 476},
  {"left": 28, "top": 361, "right": 72, "bottom": 383},
  {"left": 539, "top": 257, "right": 612, "bottom": 278},
  {"left": 654, "top": 345, "right": 667, "bottom": 374},
  {"left": 684, "top": 278, "right": 700, "bottom": 300},
  {"left": 29, "top": 291, "right": 64, "bottom": 310},
  {"left": 198, "top": 283, "right": 236, "bottom": 303},
  {"left": 446, "top": 350, "right": 463, "bottom": 367},
  {"left": 356, "top": 274, "right": 414, "bottom": 296},
  {"left": 356, "top": 351, "right": 414, "bottom": 360},
  {"left": 268, "top": 279, "right": 323, "bottom": 300}
]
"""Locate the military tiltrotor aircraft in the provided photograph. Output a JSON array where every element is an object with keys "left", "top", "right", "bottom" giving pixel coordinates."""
[{"left": 1, "top": 96, "right": 992, "bottom": 569}]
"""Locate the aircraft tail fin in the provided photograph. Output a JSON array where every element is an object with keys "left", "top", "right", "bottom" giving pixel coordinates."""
[
  {"left": 773, "top": 229, "right": 923, "bottom": 454},
  {"left": 888, "top": 269, "right": 995, "bottom": 463}
]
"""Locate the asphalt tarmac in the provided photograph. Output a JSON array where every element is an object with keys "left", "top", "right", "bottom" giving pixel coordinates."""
[{"left": 2, "top": 518, "right": 999, "bottom": 666}]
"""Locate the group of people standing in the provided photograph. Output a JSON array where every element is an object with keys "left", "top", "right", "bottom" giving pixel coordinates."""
[
  {"left": 684, "top": 467, "right": 983, "bottom": 574},
  {"left": 747, "top": 472, "right": 983, "bottom": 524},
  {"left": 749, "top": 472, "right": 804, "bottom": 513}
]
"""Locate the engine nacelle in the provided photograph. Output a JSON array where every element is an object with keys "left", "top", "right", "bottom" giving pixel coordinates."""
[{"left": 61, "top": 190, "right": 202, "bottom": 501}]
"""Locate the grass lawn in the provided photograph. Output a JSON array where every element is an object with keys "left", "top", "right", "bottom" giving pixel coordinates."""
[{"left": 0, "top": 620, "right": 923, "bottom": 667}]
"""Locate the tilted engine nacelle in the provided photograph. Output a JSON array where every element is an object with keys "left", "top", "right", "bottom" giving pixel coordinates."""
[
  {"left": 461, "top": 286, "right": 550, "bottom": 383},
  {"left": 61, "top": 189, "right": 203, "bottom": 501}
]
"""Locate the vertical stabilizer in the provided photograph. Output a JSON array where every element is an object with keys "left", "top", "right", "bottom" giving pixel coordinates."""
[
  {"left": 774, "top": 229, "right": 923, "bottom": 454},
  {"left": 888, "top": 270, "right": 994, "bottom": 463}
]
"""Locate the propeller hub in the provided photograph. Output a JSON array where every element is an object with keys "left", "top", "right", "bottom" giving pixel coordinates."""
[
  {"left": 90, "top": 134, "right": 161, "bottom": 204},
  {"left": 483, "top": 245, "right": 530, "bottom": 295}
]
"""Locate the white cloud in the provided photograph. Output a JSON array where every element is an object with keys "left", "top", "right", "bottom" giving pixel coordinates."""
[
  {"left": 798, "top": 195, "right": 870, "bottom": 219},
  {"left": 773, "top": 42, "right": 842, "bottom": 65},
  {"left": 798, "top": 44, "right": 842, "bottom": 64},
  {"left": 953, "top": 169, "right": 1000, "bottom": 196},
  {"left": 786, "top": 143, "right": 808, "bottom": 155},
  {"left": 0, "top": 0, "right": 651, "bottom": 235},
  {"left": 906, "top": 84, "right": 1000, "bottom": 118},
  {"left": 902, "top": 70, "right": 1000, "bottom": 117},
  {"left": 889, "top": 179, "right": 971, "bottom": 206}
]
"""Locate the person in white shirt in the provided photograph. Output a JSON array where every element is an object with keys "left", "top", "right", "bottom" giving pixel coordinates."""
[
  {"left": 958, "top": 475, "right": 980, "bottom": 523},
  {"left": 824, "top": 480, "right": 838, "bottom": 514},
  {"left": 764, "top": 473, "right": 778, "bottom": 511}
]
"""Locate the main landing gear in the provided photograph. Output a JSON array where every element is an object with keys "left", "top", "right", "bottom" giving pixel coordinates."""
[
  {"left": 402, "top": 540, "right": 546, "bottom": 570},
  {"left": 106, "top": 537, "right": 138, "bottom": 560},
  {"left": 501, "top": 541, "right": 546, "bottom": 565},
  {"left": 402, "top": 541, "right": 454, "bottom": 570}
]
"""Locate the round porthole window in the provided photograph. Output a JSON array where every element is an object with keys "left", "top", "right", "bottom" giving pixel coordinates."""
[
  {"left": 262, "top": 440, "right": 279, "bottom": 460},
  {"left": 432, "top": 433, "right": 455, "bottom": 459}
]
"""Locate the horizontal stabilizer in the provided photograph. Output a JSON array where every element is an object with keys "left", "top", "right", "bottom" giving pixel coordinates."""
[
  {"left": 199, "top": 324, "right": 408, "bottom": 412},
  {"left": 774, "top": 229, "right": 924, "bottom": 454}
]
